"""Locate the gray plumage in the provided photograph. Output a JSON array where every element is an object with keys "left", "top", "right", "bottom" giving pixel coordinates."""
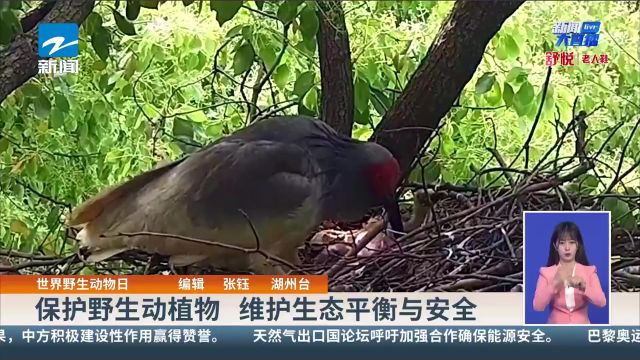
[{"left": 68, "top": 115, "right": 401, "bottom": 274}]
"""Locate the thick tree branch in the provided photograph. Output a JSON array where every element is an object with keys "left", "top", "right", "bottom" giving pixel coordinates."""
[
  {"left": 371, "top": 0, "right": 525, "bottom": 175},
  {"left": 316, "top": 0, "right": 354, "bottom": 137},
  {"left": 0, "top": 0, "right": 96, "bottom": 104},
  {"left": 20, "top": 1, "right": 57, "bottom": 33}
]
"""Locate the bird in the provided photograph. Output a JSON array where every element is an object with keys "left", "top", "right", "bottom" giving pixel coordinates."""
[{"left": 66, "top": 115, "right": 403, "bottom": 274}]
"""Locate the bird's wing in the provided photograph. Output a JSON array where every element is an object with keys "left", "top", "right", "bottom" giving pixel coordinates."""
[
  {"left": 182, "top": 139, "right": 321, "bottom": 231},
  {"left": 72, "top": 138, "right": 322, "bottom": 266}
]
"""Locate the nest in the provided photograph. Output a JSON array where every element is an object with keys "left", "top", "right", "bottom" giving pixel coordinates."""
[
  {"left": 2, "top": 180, "right": 638, "bottom": 293},
  {"left": 301, "top": 184, "right": 640, "bottom": 292}
]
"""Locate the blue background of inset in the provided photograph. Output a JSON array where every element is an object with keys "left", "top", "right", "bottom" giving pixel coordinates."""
[
  {"left": 38, "top": 23, "right": 79, "bottom": 57},
  {"left": 524, "top": 212, "right": 610, "bottom": 324}
]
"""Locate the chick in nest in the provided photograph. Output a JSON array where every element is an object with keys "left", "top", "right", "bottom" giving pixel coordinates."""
[{"left": 310, "top": 189, "right": 435, "bottom": 263}]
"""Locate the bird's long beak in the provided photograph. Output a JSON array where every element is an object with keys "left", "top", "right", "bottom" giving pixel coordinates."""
[{"left": 383, "top": 195, "right": 404, "bottom": 234}]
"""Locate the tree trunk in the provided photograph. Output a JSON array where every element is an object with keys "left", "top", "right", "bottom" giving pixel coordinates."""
[
  {"left": 316, "top": 0, "right": 354, "bottom": 137},
  {"left": 0, "top": 0, "right": 95, "bottom": 105},
  {"left": 371, "top": 0, "right": 525, "bottom": 175}
]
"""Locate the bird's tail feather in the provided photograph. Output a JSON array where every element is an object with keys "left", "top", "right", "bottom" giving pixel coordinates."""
[{"left": 67, "top": 159, "right": 182, "bottom": 227}]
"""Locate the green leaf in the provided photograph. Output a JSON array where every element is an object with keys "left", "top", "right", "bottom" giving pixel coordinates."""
[
  {"left": 0, "top": 10, "right": 21, "bottom": 45},
  {"left": 603, "top": 197, "right": 635, "bottom": 230},
  {"left": 273, "top": 64, "right": 290, "bottom": 90},
  {"left": 55, "top": 94, "right": 70, "bottom": 114},
  {"left": 124, "top": 55, "right": 137, "bottom": 79},
  {"left": 93, "top": 100, "right": 107, "bottom": 116},
  {"left": 142, "top": 103, "right": 161, "bottom": 118},
  {"left": 9, "top": 219, "right": 30, "bottom": 236},
  {"left": 49, "top": 108, "right": 64, "bottom": 129},
  {"left": 441, "top": 133, "right": 454, "bottom": 156},
  {"left": 257, "top": 46, "right": 277, "bottom": 71},
  {"left": 496, "top": 35, "right": 519, "bottom": 61},
  {"left": 9, "top": 0, "right": 22, "bottom": 10},
  {"left": 112, "top": 9, "right": 137, "bottom": 35},
  {"left": 173, "top": 117, "right": 194, "bottom": 138},
  {"left": 303, "top": 87, "right": 318, "bottom": 111},
  {"left": 93, "top": 60, "right": 107, "bottom": 70},
  {"left": 503, "top": 35, "right": 519, "bottom": 59},
  {"left": 503, "top": 83, "right": 514, "bottom": 107},
  {"left": 46, "top": 207, "right": 60, "bottom": 229},
  {"left": 299, "top": 5, "right": 319, "bottom": 41},
  {"left": 189, "top": 36, "right": 202, "bottom": 50},
  {"left": 178, "top": 105, "right": 208, "bottom": 123},
  {"left": 354, "top": 106, "right": 370, "bottom": 125},
  {"left": 298, "top": 101, "right": 315, "bottom": 117},
  {"left": 370, "top": 88, "right": 391, "bottom": 115},
  {"left": 410, "top": 160, "right": 441, "bottom": 184},
  {"left": 21, "top": 83, "right": 43, "bottom": 98},
  {"left": 34, "top": 95, "right": 51, "bottom": 119},
  {"left": 580, "top": 174, "right": 599, "bottom": 193},
  {"left": 205, "top": 123, "right": 224, "bottom": 137},
  {"left": 98, "top": 73, "right": 116, "bottom": 93},
  {"left": 506, "top": 67, "right": 527, "bottom": 83},
  {"left": 233, "top": 42, "right": 255, "bottom": 75},
  {"left": 211, "top": 0, "right": 243, "bottom": 26},
  {"left": 302, "top": 36, "right": 316, "bottom": 53},
  {"left": 226, "top": 24, "right": 244, "bottom": 38},
  {"left": 92, "top": 26, "right": 111, "bottom": 61},
  {"left": 293, "top": 71, "right": 315, "bottom": 97},
  {"left": 255, "top": 0, "right": 264, "bottom": 10},
  {"left": 513, "top": 81, "right": 534, "bottom": 116},
  {"left": 84, "top": 12, "right": 103, "bottom": 35},
  {"left": 277, "top": 0, "right": 301, "bottom": 23},
  {"left": 0, "top": 138, "right": 9, "bottom": 153},
  {"left": 354, "top": 77, "right": 370, "bottom": 113},
  {"left": 475, "top": 72, "right": 496, "bottom": 95},
  {"left": 140, "top": 0, "right": 160, "bottom": 9},
  {"left": 126, "top": 0, "right": 141, "bottom": 20},
  {"left": 485, "top": 82, "right": 502, "bottom": 106},
  {"left": 151, "top": 43, "right": 165, "bottom": 60}
]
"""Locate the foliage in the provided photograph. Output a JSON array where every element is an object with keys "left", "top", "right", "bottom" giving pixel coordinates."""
[{"left": 0, "top": 1, "right": 639, "bottom": 258}]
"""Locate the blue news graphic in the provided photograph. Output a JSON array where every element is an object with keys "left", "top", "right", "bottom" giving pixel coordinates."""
[
  {"left": 581, "top": 21, "right": 601, "bottom": 33},
  {"left": 524, "top": 212, "right": 610, "bottom": 325},
  {"left": 552, "top": 21, "right": 601, "bottom": 47},
  {"left": 38, "top": 23, "right": 79, "bottom": 58}
]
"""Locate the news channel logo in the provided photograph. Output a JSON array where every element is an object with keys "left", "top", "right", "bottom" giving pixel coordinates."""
[
  {"left": 552, "top": 21, "right": 601, "bottom": 47},
  {"left": 38, "top": 23, "right": 79, "bottom": 57},
  {"left": 37, "top": 23, "right": 80, "bottom": 76}
]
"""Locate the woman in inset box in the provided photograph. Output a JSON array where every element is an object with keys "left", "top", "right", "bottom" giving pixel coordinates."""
[{"left": 532, "top": 221, "right": 606, "bottom": 324}]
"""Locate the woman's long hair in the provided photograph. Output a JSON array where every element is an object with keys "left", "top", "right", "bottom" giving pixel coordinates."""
[{"left": 546, "top": 221, "right": 590, "bottom": 266}]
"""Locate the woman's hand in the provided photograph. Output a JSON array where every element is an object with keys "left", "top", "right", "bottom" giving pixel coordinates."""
[
  {"left": 552, "top": 265, "right": 572, "bottom": 291},
  {"left": 569, "top": 276, "right": 586, "bottom": 292}
]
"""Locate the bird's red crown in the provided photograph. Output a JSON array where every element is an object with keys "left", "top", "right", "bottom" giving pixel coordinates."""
[{"left": 367, "top": 158, "right": 401, "bottom": 199}]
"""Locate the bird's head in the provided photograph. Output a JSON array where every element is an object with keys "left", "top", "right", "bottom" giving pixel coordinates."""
[{"left": 359, "top": 142, "right": 404, "bottom": 233}]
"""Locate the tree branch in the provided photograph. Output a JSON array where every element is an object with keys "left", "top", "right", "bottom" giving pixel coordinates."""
[
  {"left": 316, "top": 0, "right": 354, "bottom": 137},
  {"left": 370, "top": 0, "right": 525, "bottom": 175},
  {"left": 0, "top": 0, "right": 96, "bottom": 104},
  {"left": 20, "top": 1, "right": 56, "bottom": 33}
]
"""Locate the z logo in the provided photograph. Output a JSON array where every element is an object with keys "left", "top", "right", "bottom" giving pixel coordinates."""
[
  {"left": 38, "top": 23, "right": 79, "bottom": 58},
  {"left": 41, "top": 36, "right": 79, "bottom": 56}
]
